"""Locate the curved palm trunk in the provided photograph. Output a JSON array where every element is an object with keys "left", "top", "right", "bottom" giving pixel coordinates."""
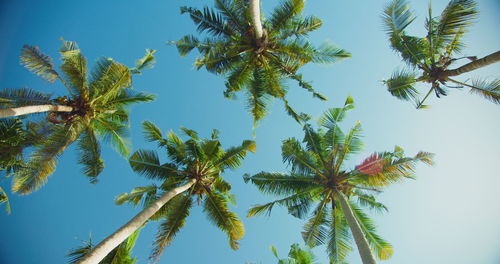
[
  {"left": 337, "top": 192, "right": 377, "bottom": 264},
  {"left": 444, "top": 51, "right": 500, "bottom": 77},
  {"left": 76, "top": 179, "right": 196, "bottom": 264},
  {"left": 249, "top": 0, "right": 264, "bottom": 40},
  {"left": 0, "top": 105, "right": 73, "bottom": 118}
]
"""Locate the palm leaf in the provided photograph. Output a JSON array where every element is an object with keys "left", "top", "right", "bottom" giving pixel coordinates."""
[
  {"left": 467, "top": 78, "right": 500, "bottom": 104},
  {"left": 20, "top": 45, "right": 59, "bottom": 82},
  {"left": 301, "top": 197, "right": 330, "bottom": 247},
  {"left": 129, "top": 150, "right": 182, "bottom": 180},
  {"left": 0, "top": 186, "right": 11, "bottom": 214},
  {"left": 247, "top": 187, "right": 318, "bottom": 218},
  {"left": 327, "top": 206, "right": 352, "bottom": 264},
  {"left": 270, "top": 0, "right": 304, "bottom": 32},
  {"left": 59, "top": 40, "right": 88, "bottom": 98},
  {"left": 203, "top": 190, "right": 245, "bottom": 250},
  {"left": 142, "top": 121, "right": 167, "bottom": 147},
  {"left": 214, "top": 140, "right": 256, "bottom": 169},
  {"left": 385, "top": 69, "right": 419, "bottom": 102},
  {"left": 115, "top": 185, "right": 158, "bottom": 207},
  {"left": 93, "top": 117, "right": 130, "bottom": 157},
  {"left": 150, "top": 194, "right": 192, "bottom": 263},
  {"left": 0, "top": 87, "right": 52, "bottom": 108},
  {"left": 436, "top": 0, "right": 477, "bottom": 45},
  {"left": 180, "top": 6, "right": 232, "bottom": 36},
  {"left": 77, "top": 127, "right": 104, "bottom": 183},
  {"left": 131, "top": 49, "right": 156, "bottom": 75},
  {"left": 244, "top": 172, "right": 317, "bottom": 196}
]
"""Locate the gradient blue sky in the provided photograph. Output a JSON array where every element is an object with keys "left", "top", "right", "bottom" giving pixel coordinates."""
[{"left": 1, "top": 0, "right": 499, "bottom": 263}]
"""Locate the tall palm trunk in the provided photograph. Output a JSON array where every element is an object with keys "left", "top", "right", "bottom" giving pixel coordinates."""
[
  {"left": 337, "top": 192, "right": 377, "bottom": 264},
  {"left": 0, "top": 105, "right": 73, "bottom": 118},
  {"left": 76, "top": 179, "right": 196, "bottom": 264},
  {"left": 249, "top": 0, "right": 264, "bottom": 40},
  {"left": 444, "top": 51, "right": 500, "bottom": 77}
]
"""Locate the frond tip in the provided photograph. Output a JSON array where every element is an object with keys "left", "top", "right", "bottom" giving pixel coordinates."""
[{"left": 20, "top": 45, "right": 59, "bottom": 82}]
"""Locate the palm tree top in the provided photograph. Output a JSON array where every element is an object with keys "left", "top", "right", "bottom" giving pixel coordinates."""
[
  {"left": 117, "top": 122, "right": 255, "bottom": 262},
  {"left": 246, "top": 96, "right": 434, "bottom": 263},
  {"left": 383, "top": 0, "right": 499, "bottom": 108},
  {"left": 173, "top": 0, "right": 350, "bottom": 124},
  {"left": 0, "top": 40, "right": 156, "bottom": 194}
]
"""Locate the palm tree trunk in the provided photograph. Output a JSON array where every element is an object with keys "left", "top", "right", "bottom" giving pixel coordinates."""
[
  {"left": 76, "top": 179, "right": 196, "bottom": 264},
  {"left": 443, "top": 51, "right": 500, "bottom": 77},
  {"left": 0, "top": 105, "right": 73, "bottom": 118},
  {"left": 249, "top": 0, "right": 264, "bottom": 40},
  {"left": 337, "top": 192, "right": 377, "bottom": 264}
]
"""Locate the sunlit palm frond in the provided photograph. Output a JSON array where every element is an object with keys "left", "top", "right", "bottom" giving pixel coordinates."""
[
  {"left": 142, "top": 121, "right": 167, "bottom": 147},
  {"left": 382, "top": 0, "right": 415, "bottom": 36},
  {"left": 0, "top": 186, "right": 11, "bottom": 214},
  {"left": 59, "top": 40, "right": 88, "bottom": 98},
  {"left": 318, "top": 96, "right": 355, "bottom": 130},
  {"left": 436, "top": 0, "right": 477, "bottom": 46},
  {"left": 150, "top": 194, "right": 192, "bottom": 264},
  {"left": 203, "top": 190, "right": 244, "bottom": 250},
  {"left": 93, "top": 117, "right": 130, "bottom": 157},
  {"left": 333, "top": 121, "right": 363, "bottom": 173},
  {"left": 77, "top": 127, "right": 104, "bottom": 183},
  {"left": 20, "top": 45, "right": 59, "bottom": 82},
  {"left": 115, "top": 185, "right": 158, "bottom": 207},
  {"left": 180, "top": 6, "right": 232, "bottom": 36},
  {"left": 269, "top": 0, "right": 304, "bottom": 32},
  {"left": 214, "top": 0, "right": 246, "bottom": 33},
  {"left": 281, "top": 138, "right": 323, "bottom": 176},
  {"left": 88, "top": 59, "right": 131, "bottom": 102},
  {"left": 12, "top": 123, "right": 82, "bottom": 194},
  {"left": 349, "top": 202, "right": 393, "bottom": 260},
  {"left": 131, "top": 49, "right": 156, "bottom": 75}
]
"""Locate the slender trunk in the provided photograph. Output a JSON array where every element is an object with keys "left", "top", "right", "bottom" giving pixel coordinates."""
[
  {"left": 443, "top": 51, "right": 500, "bottom": 77},
  {"left": 76, "top": 179, "right": 196, "bottom": 264},
  {"left": 337, "top": 192, "right": 377, "bottom": 264},
  {"left": 249, "top": 0, "right": 264, "bottom": 41},
  {"left": 0, "top": 105, "right": 73, "bottom": 118}
]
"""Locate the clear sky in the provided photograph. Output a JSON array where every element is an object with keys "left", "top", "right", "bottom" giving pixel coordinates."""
[{"left": 0, "top": 0, "right": 499, "bottom": 263}]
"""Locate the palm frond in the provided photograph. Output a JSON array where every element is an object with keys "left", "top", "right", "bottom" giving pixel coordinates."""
[
  {"left": 20, "top": 45, "right": 59, "bottom": 82},
  {"left": 172, "top": 35, "right": 201, "bottom": 56},
  {"left": 142, "top": 121, "right": 167, "bottom": 147},
  {"left": 318, "top": 96, "right": 355, "bottom": 130},
  {"left": 382, "top": 0, "right": 415, "bottom": 35},
  {"left": 281, "top": 138, "right": 324, "bottom": 176},
  {"left": 334, "top": 121, "right": 363, "bottom": 173},
  {"left": 301, "top": 197, "right": 330, "bottom": 247},
  {"left": 180, "top": 6, "right": 232, "bottom": 36},
  {"left": 203, "top": 190, "right": 245, "bottom": 250},
  {"left": 244, "top": 172, "right": 317, "bottom": 196},
  {"left": 59, "top": 40, "right": 88, "bottom": 98},
  {"left": 0, "top": 87, "right": 52, "bottom": 108},
  {"left": 270, "top": 0, "right": 305, "bottom": 31},
  {"left": 327, "top": 206, "right": 352, "bottom": 264},
  {"left": 214, "top": 140, "right": 256, "bottom": 169},
  {"left": 129, "top": 150, "right": 182, "bottom": 180},
  {"left": 88, "top": 58, "right": 131, "bottom": 101},
  {"left": 278, "top": 15, "right": 323, "bottom": 38},
  {"left": 131, "top": 49, "right": 156, "bottom": 75},
  {"left": 214, "top": 0, "right": 246, "bottom": 33},
  {"left": 467, "top": 78, "right": 500, "bottom": 104},
  {"left": 12, "top": 123, "right": 81, "bottom": 194},
  {"left": 247, "top": 187, "right": 318, "bottom": 219},
  {"left": 385, "top": 69, "right": 419, "bottom": 102},
  {"left": 115, "top": 185, "right": 158, "bottom": 207},
  {"left": 77, "top": 127, "right": 104, "bottom": 183},
  {"left": 436, "top": 0, "right": 477, "bottom": 45},
  {"left": 353, "top": 191, "right": 388, "bottom": 213},
  {"left": 150, "top": 194, "right": 192, "bottom": 263},
  {"left": 349, "top": 202, "right": 393, "bottom": 260},
  {"left": 310, "top": 43, "right": 351, "bottom": 64},
  {"left": 93, "top": 117, "right": 130, "bottom": 157}
]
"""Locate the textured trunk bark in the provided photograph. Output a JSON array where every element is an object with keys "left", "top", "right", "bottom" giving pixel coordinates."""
[
  {"left": 443, "top": 51, "right": 500, "bottom": 77},
  {"left": 249, "top": 0, "right": 264, "bottom": 40},
  {"left": 337, "top": 192, "right": 377, "bottom": 264},
  {"left": 76, "top": 179, "right": 196, "bottom": 264},
  {"left": 0, "top": 105, "right": 73, "bottom": 118}
]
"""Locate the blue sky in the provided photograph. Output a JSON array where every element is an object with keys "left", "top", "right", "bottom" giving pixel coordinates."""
[{"left": 0, "top": 0, "right": 499, "bottom": 263}]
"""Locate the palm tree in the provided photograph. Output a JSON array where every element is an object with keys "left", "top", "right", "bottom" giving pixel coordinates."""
[
  {"left": 77, "top": 122, "right": 255, "bottom": 264},
  {"left": 271, "top": 243, "right": 318, "bottom": 264},
  {"left": 245, "top": 96, "right": 434, "bottom": 264},
  {"left": 383, "top": 0, "right": 499, "bottom": 108},
  {"left": 67, "top": 229, "right": 141, "bottom": 264},
  {"left": 0, "top": 40, "right": 156, "bottom": 194},
  {"left": 173, "top": 0, "right": 350, "bottom": 124}
]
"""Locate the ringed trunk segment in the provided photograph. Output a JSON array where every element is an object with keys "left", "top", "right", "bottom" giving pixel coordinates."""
[
  {"left": 0, "top": 105, "right": 73, "bottom": 118},
  {"left": 76, "top": 179, "right": 196, "bottom": 264},
  {"left": 337, "top": 192, "right": 377, "bottom": 264},
  {"left": 249, "top": 0, "right": 264, "bottom": 41},
  {"left": 443, "top": 51, "right": 500, "bottom": 77}
]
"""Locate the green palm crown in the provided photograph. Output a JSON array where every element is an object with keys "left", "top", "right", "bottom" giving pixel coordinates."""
[
  {"left": 173, "top": 0, "right": 351, "bottom": 124},
  {"left": 245, "top": 96, "right": 434, "bottom": 263},
  {"left": 0, "top": 40, "right": 156, "bottom": 194},
  {"left": 383, "top": 0, "right": 499, "bottom": 108},
  {"left": 116, "top": 122, "right": 255, "bottom": 263}
]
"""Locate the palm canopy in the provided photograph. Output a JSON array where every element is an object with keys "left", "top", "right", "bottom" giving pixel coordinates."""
[
  {"left": 0, "top": 40, "right": 156, "bottom": 194},
  {"left": 383, "top": 0, "right": 499, "bottom": 108},
  {"left": 173, "top": 0, "right": 350, "bottom": 124},
  {"left": 67, "top": 229, "right": 141, "bottom": 264},
  {"left": 245, "top": 96, "right": 434, "bottom": 263},
  {"left": 116, "top": 122, "right": 255, "bottom": 263}
]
